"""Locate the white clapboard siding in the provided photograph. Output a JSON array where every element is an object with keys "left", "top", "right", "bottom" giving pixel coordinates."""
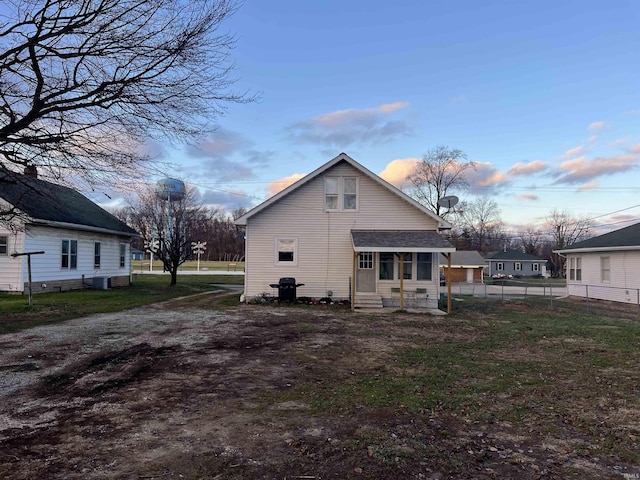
[
  {"left": 244, "top": 161, "right": 440, "bottom": 299},
  {"left": 566, "top": 251, "right": 640, "bottom": 304},
  {"left": 0, "top": 228, "right": 26, "bottom": 291}
]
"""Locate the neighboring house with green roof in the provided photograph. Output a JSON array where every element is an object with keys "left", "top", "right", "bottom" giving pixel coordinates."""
[
  {"left": 0, "top": 170, "right": 138, "bottom": 293},
  {"left": 554, "top": 222, "right": 640, "bottom": 304},
  {"left": 485, "top": 250, "right": 547, "bottom": 278}
]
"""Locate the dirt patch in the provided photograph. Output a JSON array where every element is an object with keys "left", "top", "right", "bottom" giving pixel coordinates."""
[{"left": 0, "top": 295, "right": 637, "bottom": 479}]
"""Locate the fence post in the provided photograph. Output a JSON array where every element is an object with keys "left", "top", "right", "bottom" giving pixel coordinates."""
[
  {"left": 501, "top": 282, "right": 504, "bottom": 300},
  {"left": 585, "top": 285, "right": 589, "bottom": 313}
]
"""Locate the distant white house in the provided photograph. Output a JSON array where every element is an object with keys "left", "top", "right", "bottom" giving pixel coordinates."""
[
  {"left": 555, "top": 222, "right": 640, "bottom": 304},
  {"left": 234, "top": 153, "right": 455, "bottom": 309},
  {"left": 0, "top": 169, "right": 138, "bottom": 293}
]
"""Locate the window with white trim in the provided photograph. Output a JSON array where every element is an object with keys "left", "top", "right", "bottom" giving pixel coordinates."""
[
  {"left": 61, "top": 239, "right": 78, "bottom": 269},
  {"left": 0, "top": 235, "right": 7, "bottom": 256},
  {"left": 496, "top": 262, "right": 504, "bottom": 271},
  {"left": 600, "top": 256, "right": 610, "bottom": 282},
  {"left": 324, "top": 176, "right": 358, "bottom": 211},
  {"left": 515, "top": 262, "right": 522, "bottom": 271},
  {"left": 569, "top": 257, "right": 582, "bottom": 281},
  {"left": 358, "top": 252, "right": 373, "bottom": 269},
  {"left": 532, "top": 263, "right": 540, "bottom": 272},
  {"left": 276, "top": 238, "right": 297, "bottom": 264},
  {"left": 119, "top": 243, "right": 126, "bottom": 268},
  {"left": 94, "top": 242, "right": 101, "bottom": 269}
]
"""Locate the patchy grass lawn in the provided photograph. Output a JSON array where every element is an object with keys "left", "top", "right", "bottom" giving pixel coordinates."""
[
  {"left": 0, "top": 295, "right": 638, "bottom": 479},
  {"left": 0, "top": 274, "right": 243, "bottom": 334}
]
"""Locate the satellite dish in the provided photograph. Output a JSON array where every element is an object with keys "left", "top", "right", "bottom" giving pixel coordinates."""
[
  {"left": 156, "top": 178, "right": 186, "bottom": 201},
  {"left": 437, "top": 195, "right": 459, "bottom": 209}
]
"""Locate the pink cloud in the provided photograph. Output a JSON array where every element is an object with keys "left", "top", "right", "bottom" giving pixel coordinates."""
[
  {"left": 266, "top": 173, "right": 306, "bottom": 198},
  {"left": 552, "top": 153, "right": 640, "bottom": 184},
  {"left": 517, "top": 193, "right": 539, "bottom": 201},
  {"left": 307, "top": 102, "right": 410, "bottom": 129},
  {"left": 378, "top": 158, "right": 421, "bottom": 188},
  {"left": 558, "top": 145, "right": 584, "bottom": 160},
  {"left": 588, "top": 121, "right": 609, "bottom": 131},
  {"left": 508, "top": 160, "right": 548, "bottom": 176},
  {"left": 578, "top": 180, "right": 599, "bottom": 191},
  {"left": 466, "top": 162, "right": 509, "bottom": 194}
]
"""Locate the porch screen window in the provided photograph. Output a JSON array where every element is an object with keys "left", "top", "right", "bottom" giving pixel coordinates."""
[
  {"left": 358, "top": 252, "right": 373, "bottom": 269},
  {"left": 600, "top": 256, "right": 610, "bottom": 282},
  {"left": 94, "top": 242, "right": 101, "bottom": 269},
  {"left": 399, "top": 253, "right": 412, "bottom": 280},
  {"left": 119, "top": 243, "right": 126, "bottom": 268},
  {"left": 379, "top": 253, "right": 394, "bottom": 280},
  {"left": 0, "top": 235, "right": 7, "bottom": 255},
  {"left": 417, "top": 253, "right": 433, "bottom": 281},
  {"left": 62, "top": 239, "right": 78, "bottom": 269},
  {"left": 276, "top": 239, "right": 296, "bottom": 263},
  {"left": 324, "top": 177, "right": 339, "bottom": 210}
]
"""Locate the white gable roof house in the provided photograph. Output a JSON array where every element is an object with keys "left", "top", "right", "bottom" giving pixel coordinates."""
[
  {"left": 0, "top": 169, "right": 138, "bottom": 294},
  {"left": 555, "top": 222, "right": 640, "bottom": 304},
  {"left": 234, "top": 153, "right": 456, "bottom": 311}
]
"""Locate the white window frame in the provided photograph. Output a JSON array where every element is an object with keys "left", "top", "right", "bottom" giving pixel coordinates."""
[
  {"left": 275, "top": 238, "right": 298, "bottom": 265},
  {"left": 119, "top": 243, "right": 126, "bottom": 268},
  {"left": 0, "top": 235, "right": 7, "bottom": 256},
  {"left": 94, "top": 241, "right": 101, "bottom": 269},
  {"left": 600, "top": 256, "right": 610, "bottom": 283},
  {"left": 61, "top": 239, "right": 78, "bottom": 270},
  {"left": 569, "top": 256, "right": 582, "bottom": 282},
  {"left": 532, "top": 263, "right": 539, "bottom": 272},
  {"left": 324, "top": 176, "right": 358, "bottom": 211},
  {"left": 358, "top": 252, "right": 373, "bottom": 269},
  {"left": 514, "top": 262, "right": 522, "bottom": 271},
  {"left": 496, "top": 262, "right": 504, "bottom": 271}
]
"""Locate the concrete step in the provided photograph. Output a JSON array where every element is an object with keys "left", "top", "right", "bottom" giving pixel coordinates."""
[{"left": 354, "top": 295, "right": 383, "bottom": 309}]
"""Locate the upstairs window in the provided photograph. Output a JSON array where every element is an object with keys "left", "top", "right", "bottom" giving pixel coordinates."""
[{"left": 324, "top": 176, "right": 358, "bottom": 211}]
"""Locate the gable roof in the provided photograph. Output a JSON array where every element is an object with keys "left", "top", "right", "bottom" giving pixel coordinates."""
[
  {"left": 0, "top": 172, "right": 137, "bottom": 237},
  {"left": 440, "top": 250, "right": 486, "bottom": 267},
  {"left": 555, "top": 222, "right": 640, "bottom": 253},
  {"left": 485, "top": 250, "right": 545, "bottom": 261},
  {"left": 234, "top": 153, "right": 451, "bottom": 228}
]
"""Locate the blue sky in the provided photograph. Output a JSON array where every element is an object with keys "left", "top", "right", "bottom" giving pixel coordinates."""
[{"left": 140, "top": 0, "right": 640, "bottom": 235}]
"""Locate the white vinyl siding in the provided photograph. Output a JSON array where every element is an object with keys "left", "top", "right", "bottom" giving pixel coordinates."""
[
  {"left": 0, "top": 229, "right": 25, "bottom": 292},
  {"left": 244, "top": 161, "right": 440, "bottom": 300}
]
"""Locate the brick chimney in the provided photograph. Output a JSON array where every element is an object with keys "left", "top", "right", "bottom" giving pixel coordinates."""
[{"left": 24, "top": 165, "right": 37, "bottom": 177}]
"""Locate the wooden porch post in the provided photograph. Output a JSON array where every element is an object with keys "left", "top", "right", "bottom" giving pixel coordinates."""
[
  {"left": 447, "top": 252, "right": 452, "bottom": 314},
  {"left": 399, "top": 252, "right": 405, "bottom": 311},
  {"left": 351, "top": 251, "right": 357, "bottom": 311}
]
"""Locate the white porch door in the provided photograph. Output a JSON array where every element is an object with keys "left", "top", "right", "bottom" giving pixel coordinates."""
[
  {"left": 356, "top": 252, "right": 376, "bottom": 293},
  {"left": 466, "top": 268, "right": 473, "bottom": 283}
]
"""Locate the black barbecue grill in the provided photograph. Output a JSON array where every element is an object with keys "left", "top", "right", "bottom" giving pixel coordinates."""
[{"left": 269, "top": 277, "right": 304, "bottom": 302}]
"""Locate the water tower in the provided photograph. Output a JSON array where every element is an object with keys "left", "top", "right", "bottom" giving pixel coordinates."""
[{"left": 156, "top": 178, "right": 186, "bottom": 237}]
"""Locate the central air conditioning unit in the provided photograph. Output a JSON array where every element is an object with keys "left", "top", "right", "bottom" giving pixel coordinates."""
[{"left": 92, "top": 277, "right": 111, "bottom": 290}]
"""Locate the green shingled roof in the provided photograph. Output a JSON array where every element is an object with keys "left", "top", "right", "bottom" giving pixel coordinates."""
[
  {"left": 0, "top": 172, "right": 137, "bottom": 236},
  {"left": 556, "top": 222, "right": 640, "bottom": 252}
]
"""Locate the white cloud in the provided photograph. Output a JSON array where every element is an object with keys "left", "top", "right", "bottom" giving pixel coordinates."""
[
  {"left": 588, "top": 121, "right": 609, "bottom": 132},
  {"left": 266, "top": 173, "right": 306, "bottom": 198},
  {"left": 508, "top": 160, "right": 548, "bottom": 176},
  {"left": 558, "top": 145, "right": 584, "bottom": 160}
]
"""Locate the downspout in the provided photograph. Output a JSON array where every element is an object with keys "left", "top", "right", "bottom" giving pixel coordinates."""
[{"left": 351, "top": 251, "right": 356, "bottom": 311}]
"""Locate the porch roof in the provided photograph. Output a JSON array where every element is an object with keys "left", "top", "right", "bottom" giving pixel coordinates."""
[{"left": 351, "top": 230, "right": 455, "bottom": 253}]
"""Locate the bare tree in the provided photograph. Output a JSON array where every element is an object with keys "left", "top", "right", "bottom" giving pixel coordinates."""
[
  {"left": 126, "top": 183, "right": 204, "bottom": 285},
  {"left": 544, "top": 209, "right": 591, "bottom": 277},
  {"left": 0, "top": 0, "right": 253, "bottom": 219},
  {"left": 408, "top": 146, "right": 476, "bottom": 217},
  {"left": 517, "top": 228, "right": 544, "bottom": 256},
  {"left": 454, "top": 196, "right": 503, "bottom": 253}
]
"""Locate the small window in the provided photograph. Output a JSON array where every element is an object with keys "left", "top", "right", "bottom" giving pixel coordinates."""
[
  {"left": 276, "top": 238, "right": 297, "bottom": 264},
  {"left": 532, "top": 263, "right": 539, "bottom": 272},
  {"left": 119, "top": 243, "right": 126, "bottom": 268},
  {"left": 514, "top": 262, "right": 522, "bottom": 271},
  {"left": 94, "top": 242, "right": 101, "bottom": 269},
  {"left": 61, "top": 239, "right": 78, "bottom": 269},
  {"left": 575, "top": 257, "right": 582, "bottom": 281},
  {"left": 324, "top": 177, "right": 339, "bottom": 210},
  {"left": 496, "top": 262, "right": 504, "bottom": 271},
  {"left": 358, "top": 252, "right": 373, "bottom": 269},
  {"left": 600, "top": 256, "right": 610, "bottom": 283},
  {"left": 417, "top": 253, "right": 433, "bottom": 281},
  {"left": 379, "top": 253, "right": 394, "bottom": 280},
  {"left": 569, "top": 257, "right": 582, "bottom": 281},
  {"left": 0, "top": 235, "right": 7, "bottom": 255},
  {"left": 398, "top": 253, "right": 412, "bottom": 280}
]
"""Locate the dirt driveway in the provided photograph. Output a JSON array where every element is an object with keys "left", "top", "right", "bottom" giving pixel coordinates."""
[{"left": 0, "top": 292, "right": 636, "bottom": 479}]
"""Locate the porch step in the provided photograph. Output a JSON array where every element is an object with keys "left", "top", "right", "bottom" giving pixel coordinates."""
[{"left": 354, "top": 294, "right": 384, "bottom": 309}]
